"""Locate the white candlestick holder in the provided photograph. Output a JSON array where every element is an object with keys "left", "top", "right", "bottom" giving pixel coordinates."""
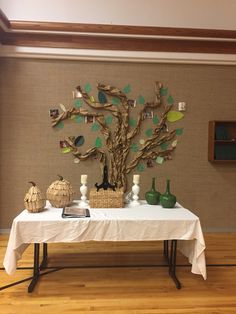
[
  {"left": 129, "top": 182, "right": 140, "bottom": 207},
  {"left": 79, "top": 183, "right": 88, "bottom": 208}
]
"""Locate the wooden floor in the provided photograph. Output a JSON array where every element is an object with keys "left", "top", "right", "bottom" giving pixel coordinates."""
[{"left": 0, "top": 233, "right": 236, "bottom": 314}]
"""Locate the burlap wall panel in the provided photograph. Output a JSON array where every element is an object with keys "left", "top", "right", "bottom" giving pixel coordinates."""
[{"left": 1, "top": 58, "right": 236, "bottom": 231}]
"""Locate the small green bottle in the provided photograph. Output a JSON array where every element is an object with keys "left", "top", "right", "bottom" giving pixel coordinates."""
[
  {"left": 160, "top": 179, "right": 176, "bottom": 208},
  {"left": 145, "top": 177, "right": 160, "bottom": 205}
]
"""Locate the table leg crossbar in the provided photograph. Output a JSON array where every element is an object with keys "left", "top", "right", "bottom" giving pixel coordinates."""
[{"left": 1, "top": 240, "right": 181, "bottom": 292}]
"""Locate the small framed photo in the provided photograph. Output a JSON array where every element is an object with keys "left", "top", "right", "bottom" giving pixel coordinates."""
[
  {"left": 127, "top": 99, "right": 136, "bottom": 108},
  {"left": 60, "top": 140, "right": 70, "bottom": 148},
  {"left": 143, "top": 110, "right": 154, "bottom": 119},
  {"left": 49, "top": 109, "right": 59, "bottom": 118},
  {"left": 147, "top": 159, "right": 154, "bottom": 168},
  {"left": 85, "top": 116, "right": 95, "bottom": 123}
]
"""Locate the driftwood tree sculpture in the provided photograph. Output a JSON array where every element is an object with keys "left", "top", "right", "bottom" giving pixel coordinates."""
[{"left": 51, "top": 82, "right": 182, "bottom": 192}]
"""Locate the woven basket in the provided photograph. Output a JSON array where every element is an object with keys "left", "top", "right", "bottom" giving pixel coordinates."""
[
  {"left": 89, "top": 188, "right": 124, "bottom": 208},
  {"left": 24, "top": 182, "right": 46, "bottom": 213},
  {"left": 47, "top": 176, "right": 74, "bottom": 208},
  {"left": 24, "top": 199, "right": 46, "bottom": 213}
]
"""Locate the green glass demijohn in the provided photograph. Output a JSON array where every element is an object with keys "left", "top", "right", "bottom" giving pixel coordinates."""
[
  {"left": 160, "top": 179, "right": 177, "bottom": 208},
  {"left": 145, "top": 177, "right": 160, "bottom": 205}
]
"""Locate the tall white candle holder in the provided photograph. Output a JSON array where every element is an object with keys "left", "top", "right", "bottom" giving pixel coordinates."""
[
  {"left": 129, "top": 175, "right": 140, "bottom": 207},
  {"left": 79, "top": 175, "right": 88, "bottom": 208}
]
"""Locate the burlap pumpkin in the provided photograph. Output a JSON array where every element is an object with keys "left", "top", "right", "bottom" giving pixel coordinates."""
[
  {"left": 47, "top": 175, "right": 74, "bottom": 208},
  {"left": 24, "top": 181, "right": 46, "bottom": 213}
]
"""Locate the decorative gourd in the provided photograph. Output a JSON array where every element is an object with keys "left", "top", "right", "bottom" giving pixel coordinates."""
[
  {"left": 24, "top": 181, "right": 46, "bottom": 213},
  {"left": 47, "top": 175, "right": 74, "bottom": 208}
]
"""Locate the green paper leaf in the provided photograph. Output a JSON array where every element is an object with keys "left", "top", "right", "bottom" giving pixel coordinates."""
[
  {"left": 84, "top": 83, "right": 92, "bottom": 93},
  {"left": 105, "top": 115, "right": 113, "bottom": 125},
  {"left": 137, "top": 163, "right": 145, "bottom": 172},
  {"left": 75, "top": 135, "right": 85, "bottom": 147},
  {"left": 111, "top": 97, "right": 121, "bottom": 105},
  {"left": 55, "top": 121, "right": 64, "bottom": 129},
  {"left": 95, "top": 137, "right": 102, "bottom": 148},
  {"left": 138, "top": 95, "right": 145, "bottom": 105},
  {"left": 74, "top": 99, "right": 83, "bottom": 108},
  {"left": 153, "top": 115, "right": 159, "bottom": 125},
  {"left": 75, "top": 115, "right": 84, "bottom": 124},
  {"left": 130, "top": 143, "right": 138, "bottom": 152},
  {"left": 160, "top": 143, "right": 168, "bottom": 150},
  {"left": 145, "top": 128, "right": 153, "bottom": 137},
  {"left": 91, "top": 122, "right": 100, "bottom": 131},
  {"left": 167, "top": 111, "right": 184, "bottom": 122},
  {"left": 129, "top": 118, "right": 137, "bottom": 128},
  {"left": 90, "top": 96, "right": 95, "bottom": 102},
  {"left": 123, "top": 84, "right": 131, "bottom": 94},
  {"left": 167, "top": 94, "right": 174, "bottom": 105},
  {"left": 62, "top": 147, "right": 71, "bottom": 154},
  {"left": 98, "top": 91, "right": 107, "bottom": 104},
  {"left": 160, "top": 87, "right": 168, "bottom": 96},
  {"left": 176, "top": 128, "right": 184, "bottom": 136},
  {"left": 156, "top": 156, "right": 164, "bottom": 164}
]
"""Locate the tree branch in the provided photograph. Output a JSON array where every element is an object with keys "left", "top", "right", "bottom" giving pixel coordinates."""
[
  {"left": 127, "top": 81, "right": 163, "bottom": 140},
  {"left": 51, "top": 108, "right": 103, "bottom": 127}
]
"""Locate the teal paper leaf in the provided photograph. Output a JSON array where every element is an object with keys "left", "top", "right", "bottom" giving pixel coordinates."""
[
  {"left": 130, "top": 143, "right": 138, "bottom": 152},
  {"left": 111, "top": 97, "right": 121, "bottom": 105},
  {"left": 75, "top": 115, "right": 84, "bottom": 124},
  {"left": 160, "top": 143, "right": 168, "bottom": 150},
  {"left": 167, "top": 95, "right": 174, "bottom": 105},
  {"left": 105, "top": 115, "right": 113, "bottom": 125},
  {"left": 75, "top": 135, "right": 85, "bottom": 147},
  {"left": 98, "top": 91, "right": 107, "bottom": 104},
  {"left": 55, "top": 121, "right": 64, "bottom": 129},
  {"left": 160, "top": 87, "right": 168, "bottom": 96},
  {"left": 123, "top": 84, "right": 131, "bottom": 94},
  {"left": 138, "top": 95, "right": 145, "bottom": 105},
  {"left": 137, "top": 163, "right": 145, "bottom": 172},
  {"left": 95, "top": 137, "right": 102, "bottom": 148},
  {"left": 153, "top": 115, "right": 159, "bottom": 125},
  {"left": 91, "top": 122, "right": 100, "bottom": 131},
  {"left": 84, "top": 83, "right": 92, "bottom": 93},
  {"left": 74, "top": 99, "right": 83, "bottom": 108},
  {"left": 145, "top": 128, "right": 153, "bottom": 137},
  {"left": 176, "top": 128, "right": 184, "bottom": 136},
  {"left": 129, "top": 118, "right": 137, "bottom": 128}
]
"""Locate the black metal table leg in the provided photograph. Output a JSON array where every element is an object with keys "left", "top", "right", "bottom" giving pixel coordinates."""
[
  {"left": 163, "top": 240, "right": 169, "bottom": 261},
  {"left": 40, "top": 243, "right": 48, "bottom": 269},
  {"left": 168, "top": 240, "right": 181, "bottom": 289},
  {"left": 28, "top": 243, "right": 40, "bottom": 293}
]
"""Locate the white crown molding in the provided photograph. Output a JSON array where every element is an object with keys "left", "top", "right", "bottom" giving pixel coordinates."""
[{"left": 1, "top": 45, "right": 236, "bottom": 65}]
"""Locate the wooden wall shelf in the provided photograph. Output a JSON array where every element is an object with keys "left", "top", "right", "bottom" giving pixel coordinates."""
[{"left": 208, "top": 121, "right": 236, "bottom": 162}]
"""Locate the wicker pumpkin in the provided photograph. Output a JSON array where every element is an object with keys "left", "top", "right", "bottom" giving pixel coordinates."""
[
  {"left": 47, "top": 175, "right": 74, "bottom": 208},
  {"left": 24, "top": 181, "right": 46, "bottom": 213}
]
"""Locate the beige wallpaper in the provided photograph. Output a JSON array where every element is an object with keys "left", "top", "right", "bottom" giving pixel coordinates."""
[{"left": 1, "top": 58, "right": 236, "bottom": 231}]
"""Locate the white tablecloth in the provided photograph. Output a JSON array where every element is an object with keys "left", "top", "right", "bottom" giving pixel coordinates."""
[{"left": 3, "top": 201, "right": 207, "bottom": 279}]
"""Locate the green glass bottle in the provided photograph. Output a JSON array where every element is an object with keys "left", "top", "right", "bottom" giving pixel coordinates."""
[
  {"left": 145, "top": 177, "right": 160, "bottom": 205},
  {"left": 160, "top": 179, "right": 176, "bottom": 208}
]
